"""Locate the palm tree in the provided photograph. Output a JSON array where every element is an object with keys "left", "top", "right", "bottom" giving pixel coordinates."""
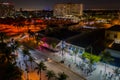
[
  {"left": 100, "top": 51, "right": 113, "bottom": 75},
  {"left": 50, "top": 42, "right": 57, "bottom": 50},
  {"left": 0, "top": 55, "right": 6, "bottom": 63},
  {"left": 22, "top": 48, "right": 30, "bottom": 80},
  {"left": 0, "top": 43, "right": 15, "bottom": 63},
  {"left": 11, "top": 40, "right": 20, "bottom": 55},
  {"left": 3, "top": 47, "right": 15, "bottom": 63},
  {"left": 25, "top": 68, "right": 29, "bottom": 80},
  {"left": 73, "top": 47, "right": 79, "bottom": 64},
  {"left": 46, "top": 70, "right": 56, "bottom": 80},
  {"left": 22, "top": 48, "right": 30, "bottom": 60},
  {"left": 88, "top": 57, "right": 95, "bottom": 72},
  {"left": 60, "top": 41, "right": 66, "bottom": 61},
  {"left": 57, "top": 72, "right": 68, "bottom": 80},
  {"left": 35, "top": 61, "right": 47, "bottom": 80},
  {"left": 28, "top": 56, "right": 34, "bottom": 70}
]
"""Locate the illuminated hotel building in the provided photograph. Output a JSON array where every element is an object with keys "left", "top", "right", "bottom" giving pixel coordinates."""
[
  {"left": 0, "top": 2, "right": 15, "bottom": 17},
  {"left": 53, "top": 3, "right": 83, "bottom": 17}
]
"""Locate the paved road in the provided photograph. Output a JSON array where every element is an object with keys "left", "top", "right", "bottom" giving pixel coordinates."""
[
  {"left": 13, "top": 34, "right": 120, "bottom": 80},
  {"left": 12, "top": 34, "right": 120, "bottom": 80},
  {"left": 35, "top": 48, "right": 120, "bottom": 80},
  {"left": 45, "top": 61, "right": 84, "bottom": 80},
  {"left": 29, "top": 49, "right": 86, "bottom": 80}
]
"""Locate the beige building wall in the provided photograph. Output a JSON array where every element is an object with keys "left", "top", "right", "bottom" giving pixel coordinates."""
[
  {"left": 53, "top": 3, "right": 83, "bottom": 17},
  {"left": 105, "top": 30, "right": 120, "bottom": 43}
]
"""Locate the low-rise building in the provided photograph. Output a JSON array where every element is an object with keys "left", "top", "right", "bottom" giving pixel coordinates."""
[
  {"left": 105, "top": 25, "right": 120, "bottom": 44},
  {"left": 105, "top": 25, "right": 120, "bottom": 58}
]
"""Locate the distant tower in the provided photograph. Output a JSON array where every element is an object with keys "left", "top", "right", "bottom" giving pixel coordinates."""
[
  {"left": 0, "top": 2, "right": 15, "bottom": 17},
  {"left": 53, "top": 3, "right": 83, "bottom": 17}
]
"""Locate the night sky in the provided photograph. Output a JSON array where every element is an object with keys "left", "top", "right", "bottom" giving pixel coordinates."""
[{"left": 3, "top": 0, "right": 120, "bottom": 10}]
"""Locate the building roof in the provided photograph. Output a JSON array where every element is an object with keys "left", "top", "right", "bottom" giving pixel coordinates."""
[
  {"left": 107, "top": 25, "right": 120, "bottom": 31},
  {"left": 66, "top": 29, "right": 104, "bottom": 47},
  {"left": 65, "top": 29, "right": 105, "bottom": 54},
  {"left": 66, "top": 32, "right": 92, "bottom": 47},
  {"left": 39, "top": 28, "right": 81, "bottom": 40}
]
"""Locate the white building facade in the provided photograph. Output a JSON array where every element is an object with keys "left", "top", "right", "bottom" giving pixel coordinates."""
[{"left": 53, "top": 3, "right": 83, "bottom": 18}]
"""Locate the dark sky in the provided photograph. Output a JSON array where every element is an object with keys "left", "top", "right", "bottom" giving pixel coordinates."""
[{"left": 3, "top": 0, "right": 120, "bottom": 10}]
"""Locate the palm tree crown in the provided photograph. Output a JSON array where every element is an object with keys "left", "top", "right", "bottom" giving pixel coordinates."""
[
  {"left": 46, "top": 70, "right": 55, "bottom": 80},
  {"left": 57, "top": 72, "right": 68, "bottom": 80},
  {"left": 35, "top": 61, "right": 47, "bottom": 80},
  {"left": 22, "top": 48, "right": 30, "bottom": 58},
  {"left": 101, "top": 51, "right": 113, "bottom": 63},
  {"left": 100, "top": 51, "right": 114, "bottom": 75}
]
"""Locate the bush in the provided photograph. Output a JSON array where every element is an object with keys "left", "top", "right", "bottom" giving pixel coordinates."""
[{"left": 82, "top": 52, "right": 101, "bottom": 63}]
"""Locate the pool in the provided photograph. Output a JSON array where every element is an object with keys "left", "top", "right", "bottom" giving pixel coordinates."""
[{"left": 109, "top": 57, "right": 120, "bottom": 67}]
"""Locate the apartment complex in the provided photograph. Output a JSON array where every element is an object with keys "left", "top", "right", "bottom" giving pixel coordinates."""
[
  {"left": 53, "top": 3, "right": 83, "bottom": 17},
  {"left": 0, "top": 2, "right": 15, "bottom": 17}
]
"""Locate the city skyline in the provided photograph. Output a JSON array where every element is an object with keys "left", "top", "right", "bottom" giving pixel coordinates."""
[{"left": 2, "top": 0, "right": 120, "bottom": 10}]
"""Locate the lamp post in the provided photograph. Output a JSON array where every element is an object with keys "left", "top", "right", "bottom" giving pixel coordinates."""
[
  {"left": 86, "top": 45, "right": 93, "bottom": 71},
  {"left": 60, "top": 40, "right": 66, "bottom": 62}
]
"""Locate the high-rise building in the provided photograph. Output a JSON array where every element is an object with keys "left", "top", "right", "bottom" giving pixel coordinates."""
[
  {"left": 0, "top": 2, "right": 15, "bottom": 17},
  {"left": 53, "top": 3, "right": 83, "bottom": 17}
]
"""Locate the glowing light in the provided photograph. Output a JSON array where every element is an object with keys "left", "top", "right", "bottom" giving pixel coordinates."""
[{"left": 0, "top": 20, "right": 46, "bottom": 36}]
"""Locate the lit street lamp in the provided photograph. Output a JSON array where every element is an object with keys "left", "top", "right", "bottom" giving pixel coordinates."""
[{"left": 60, "top": 40, "right": 66, "bottom": 62}]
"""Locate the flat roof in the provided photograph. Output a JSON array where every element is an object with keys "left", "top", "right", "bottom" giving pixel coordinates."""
[{"left": 107, "top": 25, "right": 120, "bottom": 31}]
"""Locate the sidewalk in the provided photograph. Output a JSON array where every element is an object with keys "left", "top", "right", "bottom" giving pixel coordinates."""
[
  {"left": 37, "top": 48, "right": 120, "bottom": 80},
  {"left": 36, "top": 49, "right": 87, "bottom": 79}
]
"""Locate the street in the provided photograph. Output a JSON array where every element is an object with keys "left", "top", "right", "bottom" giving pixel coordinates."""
[
  {"left": 30, "top": 49, "right": 86, "bottom": 80},
  {"left": 12, "top": 35, "right": 120, "bottom": 80},
  {"left": 16, "top": 47, "right": 86, "bottom": 80}
]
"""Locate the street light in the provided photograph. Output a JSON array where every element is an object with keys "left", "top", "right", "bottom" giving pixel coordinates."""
[
  {"left": 60, "top": 40, "right": 66, "bottom": 62},
  {"left": 86, "top": 45, "right": 93, "bottom": 71}
]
